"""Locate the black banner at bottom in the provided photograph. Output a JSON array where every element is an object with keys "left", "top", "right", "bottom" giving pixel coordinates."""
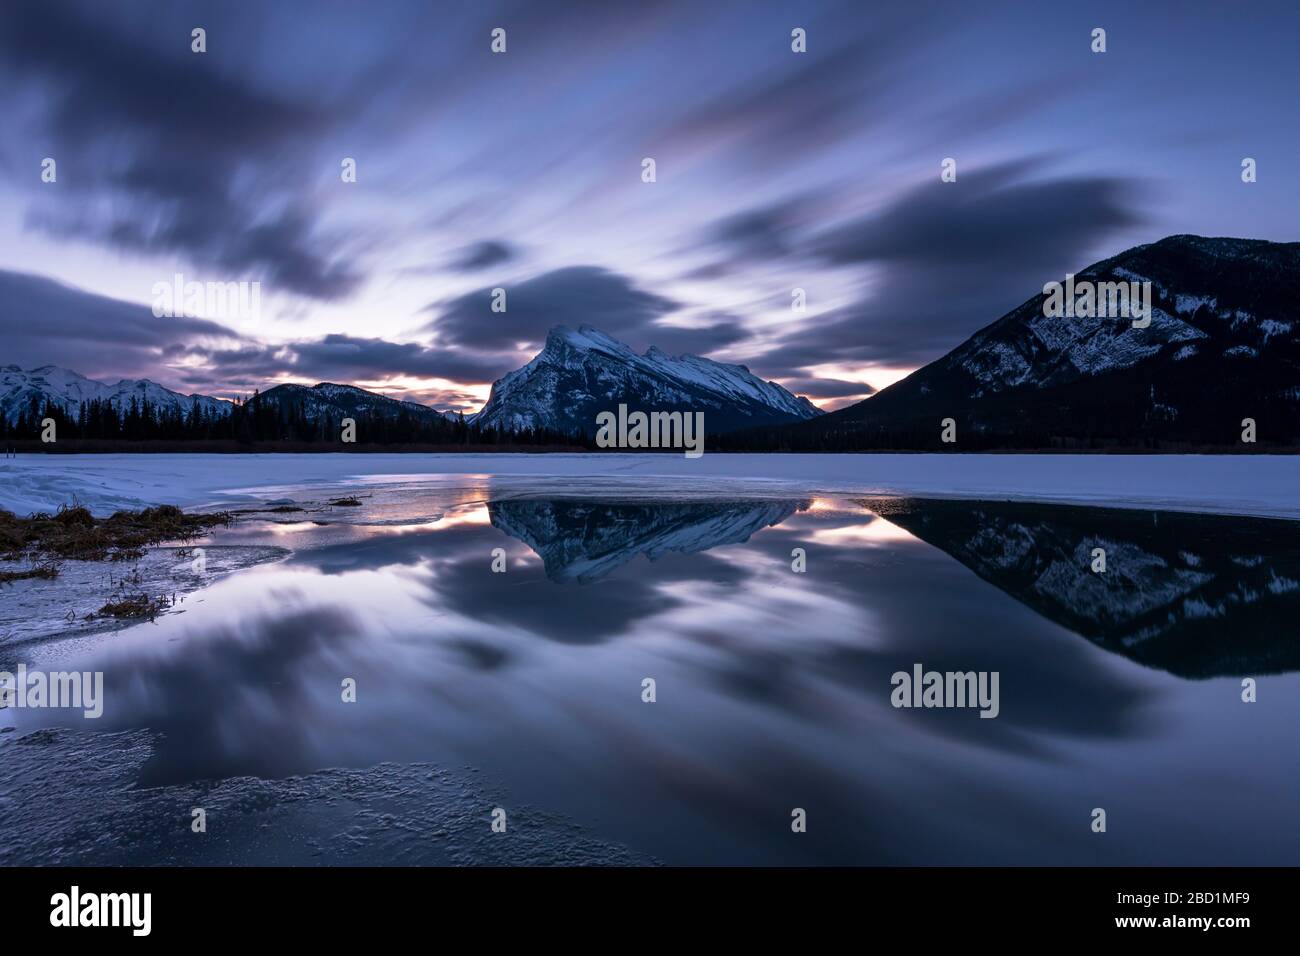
[{"left": 0, "top": 866, "right": 1281, "bottom": 940}]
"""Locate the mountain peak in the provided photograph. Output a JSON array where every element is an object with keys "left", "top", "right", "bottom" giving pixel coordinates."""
[
  {"left": 544, "top": 324, "right": 633, "bottom": 355},
  {"left": 477, "top": 325, "right": 823, "bottom": 435}
]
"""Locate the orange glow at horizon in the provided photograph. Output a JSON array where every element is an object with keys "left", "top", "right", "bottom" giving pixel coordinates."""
[{"left": 776, "top": 362, "right": 918, "bottom": 410}]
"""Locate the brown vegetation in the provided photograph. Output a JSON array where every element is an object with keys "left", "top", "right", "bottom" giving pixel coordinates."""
[
  {"left": 92, "top": 593, "right": 171, "bottom": 620},
  {"left": 0, "top": 503, "right": 230, "bottom": 562},
  {"left": 0, "top": 561, "right": 60, "bottom": 583}
]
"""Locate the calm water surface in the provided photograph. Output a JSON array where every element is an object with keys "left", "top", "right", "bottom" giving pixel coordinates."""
[{"left": 3, "top": 476, "right": 1299, "bottom": 865}]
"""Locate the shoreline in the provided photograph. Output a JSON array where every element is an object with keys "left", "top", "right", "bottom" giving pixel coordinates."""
[{"left": 3, "top": 452, "right": 1300, "bottom": 521}]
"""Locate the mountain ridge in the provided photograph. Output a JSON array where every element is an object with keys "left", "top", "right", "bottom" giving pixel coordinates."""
[
  {"left": 724, "top": 234, "right": 1300, "bottom": 450},
  {"left": 0, "top": 364, "right": 232, "bottom": 424},
  {"left": 473, "top": 324, "right": 823, "bottom": 435},
  {"left": 8, "top": 234, "right": 1296, "bottom": 449},
  {"left": 250, "top": 381, "right": 461, "bottom": 425}
]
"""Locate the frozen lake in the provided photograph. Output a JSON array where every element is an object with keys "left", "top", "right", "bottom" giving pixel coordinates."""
[
  {"left": 3, "top": 473, "right": 1299, "bottom": 865},
  {"left": 3, "top": 452, "right": 1300, "bottom": 518}
]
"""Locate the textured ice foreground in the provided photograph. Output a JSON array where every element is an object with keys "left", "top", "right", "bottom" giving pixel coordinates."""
[
  {"left": 5, "top": 489, "right": 1299, "bottom": 864},
  {"left": 2, "top": 452, "right": 1299, "bottom": 519},
  {"left": 0, "top": 728, "right": 652, "bottom": 866}
]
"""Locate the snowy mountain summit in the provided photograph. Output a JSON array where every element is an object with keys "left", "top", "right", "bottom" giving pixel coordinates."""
[
  {"left": 0, "top": 365, "right": 231, "bottom": 424},
  {"left": 473, "top": 325, "right": 823, "bottom": 434}
]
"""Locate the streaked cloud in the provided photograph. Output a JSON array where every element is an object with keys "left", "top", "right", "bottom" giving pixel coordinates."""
[{"left": 0, "top": 0, "right": 1296, "bottom": 409}]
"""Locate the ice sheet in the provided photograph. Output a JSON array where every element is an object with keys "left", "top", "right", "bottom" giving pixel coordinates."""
[{"left": 1, "top": 452, "right": 1297, "bottom": 519}]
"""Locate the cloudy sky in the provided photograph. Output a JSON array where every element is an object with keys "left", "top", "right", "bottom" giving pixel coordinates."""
[{"left": 1, "top": 0, "right": 1297, "bottom": 411}]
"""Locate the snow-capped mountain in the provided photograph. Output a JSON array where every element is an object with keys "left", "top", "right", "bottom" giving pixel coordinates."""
[
  {"left": 942, "top": 235, "right": 1298, "bottom": 397},
  {"left": 0, "top": 365, "right": 231, "bottom": 424},
  {"left": 474, "top": 325, "right": 823, "bottom": 434},
  {"left": 778, "top": 235, "right": 1300, "bottom": 448},
  {"left": 250, "top": 382, "right": 453, "bottom": 424},
  {"left": 3, "top": 366, "right": 476, "bottom": 432}
]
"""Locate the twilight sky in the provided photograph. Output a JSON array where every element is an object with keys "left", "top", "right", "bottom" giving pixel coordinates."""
[{"left": 1, "top": 0, "right": 1297, "bottom": 411}]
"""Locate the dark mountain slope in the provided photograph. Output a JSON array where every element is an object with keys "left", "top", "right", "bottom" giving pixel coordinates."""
[{"left": 725, "top": 235, "right": 1300, "bottom": 450}]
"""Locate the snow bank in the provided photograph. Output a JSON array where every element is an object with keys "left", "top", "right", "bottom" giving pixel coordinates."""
[{"left": 1, "top": 452, "right": 1298, "bottom": 519}]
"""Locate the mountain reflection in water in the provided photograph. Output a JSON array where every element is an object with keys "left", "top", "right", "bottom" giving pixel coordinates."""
[
  {"left": 4, "top": 484, "right": 1298, "bottom": 865},
  {"left": 487, "top": 498, "right": 806, "bottom": 583},
  {"left": 484, "top": 495, "right": 1300, "bottom": 678},
  {"left": 860, "top": 498, "right": 1300, "bottom": 678}
]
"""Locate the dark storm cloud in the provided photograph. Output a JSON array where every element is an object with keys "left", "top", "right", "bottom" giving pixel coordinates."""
[
  {"left": 778, "top": 377, "right": 875, "bottom": 400},
  {"left": 426, "top": 266, "right": 738, "bottom": 356},
  {"left": 638, "top": 318, "right": 751, "bottom": 357},
  {"left": 702, "top": 197, "right": 812, "bottom": 261},
  {"left": 177, "top": 335, "right": 513, "bottom": 394},
  {"left": 0, "top": 269, "right": 239, "bottom": 385},
  {"left": 811, "top": 161, "right": 1138, "bottom": 269},
  {"left": 29, "top": 203, "right": 362, "bottom": 302},
  {"left": 0, "top": 1, "right": 362, "bottom": 300},
  {"left": 291, "top": 335, "right": 510, "bottom": 382},
  {"left": 0, "top": 268, "right": 505, "bottom": 398},
  {"left": 663, "top": 6, "right": 932, "bottom": 164},
  {"left": 682, "top": 188, "right": 844, "bottom": 280},
  {"left": 449, "top": 241, "right": 518, "bottom": 273},
  {"left": 756, "top": 163, "right": 1144, "bottom": 372},
  {"left": 0, "top": 3, "right": 323, "bottom": 147}
]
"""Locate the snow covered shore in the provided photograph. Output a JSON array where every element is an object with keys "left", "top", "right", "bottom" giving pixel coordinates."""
[{"left": 1, "top": 452, "right": 1297, "bottom": 519}]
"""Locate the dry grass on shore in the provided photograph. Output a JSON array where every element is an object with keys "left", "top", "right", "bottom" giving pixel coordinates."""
[{"left": 0, "top": 503, "right": 230, "bottom": 563}]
